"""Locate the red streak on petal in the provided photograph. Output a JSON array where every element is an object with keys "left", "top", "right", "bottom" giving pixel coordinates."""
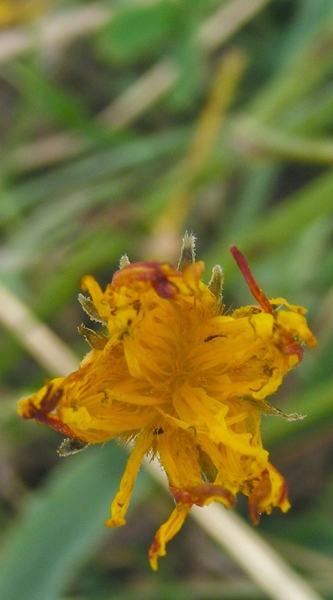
[
  {"left": 248, "top": 468, "right": 272, "bottom": 525},
  {"left": 279, "top": 478, "right": 289, "bottom": 507},
  {"left": 112, "top": 262, "right": 181, "bottom": 299},
  {"left": 284, "top": 342, "right": 304, "bottom": 362},
  {"left": 21, "top": 401, "right": 77, "bottom": 438},
  {"left": 39, "top": 384, "right": 63, "bottom": 413},
  {"left": 148, "top": 537, "right": 160, "bottom": 561},
  {"left": 170, "top": 484, "right": 236, "bottom": 508},
  {"left": 230, "top": 246, "right": 273, "bottom": 314}
]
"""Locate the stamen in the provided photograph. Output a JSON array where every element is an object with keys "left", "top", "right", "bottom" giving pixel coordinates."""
[{"left": 230, "top": 246, "right": 273, "bottom": 314}]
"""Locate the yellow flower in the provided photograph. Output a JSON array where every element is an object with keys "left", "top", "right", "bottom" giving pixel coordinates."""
[{"left": 18, "top": 235, "right": 317, "bottom": 569}]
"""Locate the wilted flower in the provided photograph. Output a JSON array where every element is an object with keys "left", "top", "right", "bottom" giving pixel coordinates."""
[{"left": 18, "top": 235, "right": 317, "bottom": 569}]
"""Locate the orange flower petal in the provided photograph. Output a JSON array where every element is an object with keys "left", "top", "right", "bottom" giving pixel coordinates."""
[{"left": 18, "top": 239, "right": 317, "bottom": 567}]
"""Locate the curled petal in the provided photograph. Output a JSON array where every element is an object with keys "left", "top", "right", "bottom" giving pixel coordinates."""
[
  {"left": 18, "top": 379, "right": 77, "bottom": 438},
  {"left": 248, "top": 467, "right": 290, "bottom": 525},
  {"left": 269, "top": 297, "right": 307, "bottom": 315},
  {"left": 170, "top": 484, "right": 236, "bottom": 509},
  {"left": 276, "top": 310, "right": 318, "bottom": 349},
  {"left": 106, "top": 430, "right": 153, "bottom": 528},
  {"left": 148, "top": 503, "right": 191, "bottom": 571},
  {"left": 112, "top": 262, "right": 181, "bottom": 299}
]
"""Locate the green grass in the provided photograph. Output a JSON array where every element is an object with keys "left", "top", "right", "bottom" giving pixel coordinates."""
[{"left": 0, "top": 1, "right": 333, "bottom": 598}]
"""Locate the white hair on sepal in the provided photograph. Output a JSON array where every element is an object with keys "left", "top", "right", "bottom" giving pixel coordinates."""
[
  {"left": 58, "top": 438, "right": 90, "bottom": 457},
  {"left": 177, "top": 232, "right": 196, "bottom": 271},
  {"left": 208, "top": 264, "right": 224, "bottom": 314},
  {"left": 119, "top": 254, "right": 130, "bottom": 269}
]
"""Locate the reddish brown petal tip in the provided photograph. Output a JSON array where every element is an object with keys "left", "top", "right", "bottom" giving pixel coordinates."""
[{"left": 230, "top": 246, "right": 273, "bottom": 314}]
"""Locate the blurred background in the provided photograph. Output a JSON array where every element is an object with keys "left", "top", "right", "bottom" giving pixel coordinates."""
[{"left": 0, "top": 0, "right": 333, "bottom": 598}]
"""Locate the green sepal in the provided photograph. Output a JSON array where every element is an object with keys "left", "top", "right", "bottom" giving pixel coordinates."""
[
  {"left": 58, "top": 438, "right": 91, "bottom": 457},
  {"left": 242, "top": 396, "right": 306, "bottom": 421},
  {"left": 78, "top": 324, "right": 108, "bottom": 350},
  {"left": 78, "top": 294, "right": 108, "bottom": 325}
]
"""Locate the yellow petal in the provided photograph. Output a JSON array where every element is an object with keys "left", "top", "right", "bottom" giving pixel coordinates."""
[
  {"left": 148, "top": 503, "right": 191, "bottom": 570},
  {"left": 106, "top": 429, "right": 153, "bottom": 528}
]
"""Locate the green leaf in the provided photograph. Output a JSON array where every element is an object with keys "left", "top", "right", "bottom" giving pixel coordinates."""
[
  {"left": 0, "top": 443, "right": 153, "bottom": 600},
  {"left": 8, "top": 61, "right": 104, "bottom": 140},
  {"left": 166, "top": 33, "right": 203, "bottom": 111},
  {"left": 99, "top": 1, "right": 177, "bottom": 65}
]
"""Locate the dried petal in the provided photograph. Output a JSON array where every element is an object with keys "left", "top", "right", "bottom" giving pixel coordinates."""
[{"left": 18, "top": 242, "right": 317, "bottom": 569}]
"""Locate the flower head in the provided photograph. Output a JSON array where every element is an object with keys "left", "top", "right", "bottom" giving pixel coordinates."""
[{"left": 18, "top": 235, "right": 317, "bottom": 569}]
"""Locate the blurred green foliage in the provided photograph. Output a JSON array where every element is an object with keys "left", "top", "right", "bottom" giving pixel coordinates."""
[{"left": 0, "top": 0, "right": 333, "bottom": 598}]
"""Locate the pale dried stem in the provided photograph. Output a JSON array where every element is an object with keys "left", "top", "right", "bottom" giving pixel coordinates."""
[
  {"left": 190, "top": 503, "right": 323, "bottom": 600},
  {"left": 0, "top": 3, "right": 109, "bottom": 63},
  {"left": 13, "top": 132, "right": 89, "bottom": 170},
  {"left": 0, "top": 283, "right": 78, "bottom": 376},
  {"left": 97, "top": 59, "right": 177, "bottom": 127},
  {"left": 198, "top": 0, "right": 271, "bottom": 51},
  {"left": 145, "top": 457, "right": 323, "bottom": 600}
]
